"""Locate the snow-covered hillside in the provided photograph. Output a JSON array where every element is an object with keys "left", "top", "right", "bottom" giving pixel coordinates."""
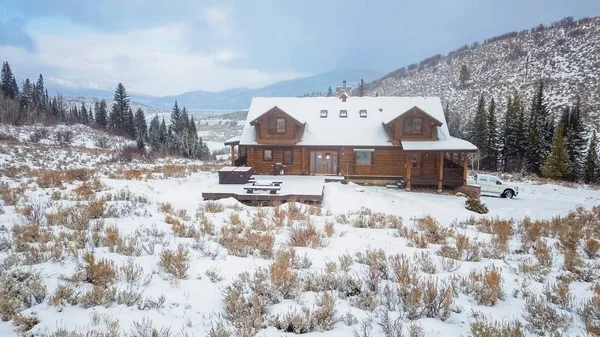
[
  {"left": 367, "top": 17, "right": 600, "bottom": 128},
  {"left": 1, "top": 126, "right": 600, "bottom": 337}
]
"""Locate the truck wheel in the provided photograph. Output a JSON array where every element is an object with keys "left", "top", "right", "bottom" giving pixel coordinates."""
[{"left": 503, "top": 189, "right": 515, "bottom": 199}]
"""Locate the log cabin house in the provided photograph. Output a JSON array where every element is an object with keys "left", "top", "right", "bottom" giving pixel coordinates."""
[{"left": 225, "top": 85, "right": 477, "bottom": 191}]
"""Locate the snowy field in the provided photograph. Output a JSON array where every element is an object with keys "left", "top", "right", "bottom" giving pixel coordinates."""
[{"left": 0, "top": 126, "right": 599, "bottom": 337}]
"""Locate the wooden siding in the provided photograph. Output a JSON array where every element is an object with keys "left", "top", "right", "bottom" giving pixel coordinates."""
[
  {"left": 255, "top": 108, "right": 303, "bottom": 143},
  {"left": 248, "top": 147, "right": 304, "bottom": 175}
]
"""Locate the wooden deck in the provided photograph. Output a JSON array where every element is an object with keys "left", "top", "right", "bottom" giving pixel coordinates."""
[{"left": 201, "top": 175, "right": 344, "bottom": 204}]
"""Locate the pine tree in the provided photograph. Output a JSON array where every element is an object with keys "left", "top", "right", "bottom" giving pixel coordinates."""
[
  {"left": 525, "top": 80, "right": 549, "bottom": 175},
  {"left": 444, "top": 102, "right": 461, "bottom": 137},
  {"left": 80, "top": 103, "right": 89, "bottom": 125},
  {"left": 1, "top": 62, "right": 18, "bottom": 99},
  {"left": 541, "top": 120, "right": 571, "bottom": 180},
  {"left": 110, "top": 83, "right": 130, "bottom": 133},
  {"left": 134, "top": 108, "right": 148, "bottom": 141},
  {"left": 459, "top": 64, "right": 470, "bottom": 87},
  {"left": 170, "top": 101, "right": 184, "bottom": 135},
  {"left": 126, "top": 108, "right": 135, "bottom": 138},
  {"left": 471, "top": 94, "right": 488, "bottom": 151},
  {"left": 583, "top": 131, "right": 598, "bottom": 184},
  {"left": 159, "top": 118, "right": 168, "bottom": 147},
  {"left": 327, "top": 86, "right": 333, "bottom": 97},
  {"left": 148, "top": 115, "right": 161, "bottom": 149},
  {"left": 35, "top": 75, "right": 45, "bottom": 111},
  {"left": 561, "top": 97, "right": 586, "bottom": 180},
  {"left": 95, "top": 99, "right": 108, "bottom": 129},
  {"left": 358, "top": 79, "right": 366, "bottom": 97},
  {"left": 484, "top": 98, "right": 499, "bottom": 171}
]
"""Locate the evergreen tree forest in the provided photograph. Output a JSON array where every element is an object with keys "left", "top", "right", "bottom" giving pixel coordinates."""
[
  {"left": 0, "top": 61, "right": 211, "bottom": 160},
  {"left": 460, "top": 79, "right": 599, "bottom": 183}
]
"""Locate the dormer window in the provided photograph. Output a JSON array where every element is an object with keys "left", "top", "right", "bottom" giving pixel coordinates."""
[
  {"left": 269, "top": 118, "right": 286, "bottom": 133},
  {"left": 339, "top": 110, "right": 348, "bottom": 118},
  {"left": 359, "top": 110, "right": 367, "bottom": 118},
  {"left": 320, "top": 110, "right": 328, "bottom": 118}
]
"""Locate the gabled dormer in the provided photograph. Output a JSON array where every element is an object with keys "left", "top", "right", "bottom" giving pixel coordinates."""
[
  {"left": 385, "top": 106, "right": 442, "bottom": 141},
  {"left": 249, "top": 106, "right": 305, "bottom": 144}
]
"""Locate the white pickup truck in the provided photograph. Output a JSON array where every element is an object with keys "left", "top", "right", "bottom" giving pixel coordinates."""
[{"left": 467, "top": 174, "right": 519, "bottom": 198}]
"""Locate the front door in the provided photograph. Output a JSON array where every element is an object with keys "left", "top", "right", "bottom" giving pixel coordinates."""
[{"left": 310, "top": 151, "right": 338, "bottom": 174}]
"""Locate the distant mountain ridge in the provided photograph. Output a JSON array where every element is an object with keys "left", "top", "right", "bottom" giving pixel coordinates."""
[
  {"left": 47, "top": 68, "right": 382, "bottom": 112},
  {"left": 365, "top": 16, "right": 600, "bottom": 129}
]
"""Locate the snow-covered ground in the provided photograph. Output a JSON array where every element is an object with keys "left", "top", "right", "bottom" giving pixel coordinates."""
[{"left": 0, "top": 132, "right": 599, "bottom": 337}]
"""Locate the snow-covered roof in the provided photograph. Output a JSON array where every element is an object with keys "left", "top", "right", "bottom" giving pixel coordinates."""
[
  {"left": 224, "top": 135, "right": 240, "bottom": 146},
  {"left": 239, "top": 96, "right": 476, "bottom": 150}
]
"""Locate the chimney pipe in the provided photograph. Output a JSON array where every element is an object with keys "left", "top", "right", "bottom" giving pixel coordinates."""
[{"left": 343, "top": 80, "right": 346, "bottom": 87}]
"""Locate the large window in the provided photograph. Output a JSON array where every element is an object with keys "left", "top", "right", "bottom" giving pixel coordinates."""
[
  {"left": 269, "top": 118, "right": 286, "bottom": 133},
  {"left": 263, "top": 149, "right": 273, "bottom": 161},
  {"left": 403, "top": 117, "right": 423, "bottom": 135},
  {"left": 355, "top": 150, "right": 373, "bottom": 165},
  {"left": 283, "top": 150, "right": 293, "bottom": 164}
]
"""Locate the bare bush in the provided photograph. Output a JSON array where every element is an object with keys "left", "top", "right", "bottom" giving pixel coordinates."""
[
  {"left": 289, "top": 222, "right": 325, "bottom": 248},
  {"left": 462, "top": 265, "right": 504, "bottom": 306},
  {"left": 270, "top": 249, "right": 300, "bottom": 299},
  {"left": 159, "top": 246, "right": 190, "bottom": 279},
  {"left": 470, "top": 312, "right": 524, "bottom": 337},
  {"left": 523, "top": 296, "right": 570, "bottom": 335},
  {"left": 0, "top": 270, "right": 47, "bottom": 321}
]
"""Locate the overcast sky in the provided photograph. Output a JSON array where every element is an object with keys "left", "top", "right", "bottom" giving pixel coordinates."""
[{"left": 1, "top": 0, "right": 599, "bottom": 96}]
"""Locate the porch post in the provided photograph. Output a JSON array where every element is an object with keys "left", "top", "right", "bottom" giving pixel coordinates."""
[
  {"left": 405, "top": 154, "right": 412, "bottom": 191},
  {"left": 230, "top": 145, "right": 236, "bottom": 166},
  {"left": 462, "top": 152, "right": 468, "bottom": 186},
  {"left": 437, "top": 152, "right": 444, "bottom": 193}
]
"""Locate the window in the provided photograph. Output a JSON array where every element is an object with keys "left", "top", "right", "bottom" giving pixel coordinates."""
[
  {"left": 359, "top": 109, "right": 367, "bottom": 118},
  {"left": 283, "top": 150, "right": 293, "bottom": 164},
  {"left": 269, "top": 118, "right": 286, "bottom": 133},
  {"left": 403, "top": 117, "right": 423, "bottom": 135},
  {"left": 339, "top": 110, "right": 348, "bottom": 118},
  {"left": 263, "top": 149, "right": 273, "bottom": 161},
  {"left": 355, "top": 151, "right": 372, "bottom": 165},
  {"left": 320, "top": 110, "right": 328, "bottom": 118},
  {"left": 412, "top": 156, "right": 419, "bottom": 168}
]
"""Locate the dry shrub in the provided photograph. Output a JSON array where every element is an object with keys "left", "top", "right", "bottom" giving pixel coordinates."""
[
  {"left": 12, "top": 313, "right": 40, "bottom": 333},
  {"left": 470, "top": 312, "right": 524, "bottom": 337},
  {"left": 521, "top": 216, "right": 544, "bottom": 246},
  {"left": 160, "top": 164, "right": 187, "bottom": 178},
  {"left": 197, "top": 211, "right": 215, "bottom": 236},
  {"left": 218, "top": 222, "right": 274, "bottom": 258},
  {"left": 414, "top": 251, "right": 437, "bottom": 274},
  {"left": 456, "top": 234, "right": 481, "bottom": 262},
  {"left": 64, "top": 168, "right": 93, "bottom": 182},
  {"left": 416, "top": 215, "right": 452, "bottom": 244},
  {"left": 222, "top": 272, "right": 265, "bottom": 337},
  {"left": 339, "top": 254, "right": 354, "bottom": 272},
  {"left": 518, "top": 259, "right": 551, "bottom": 283},
  {"left": 0, "top": 270, "right": 47, "bottom": 321},
  {"left": 583, "top": 283, "right": 600, "bottom": 336},
  {"left": 406, "top": 230, "right": 429, "bottom": 248},
  {"left": 120, "top": 168, "right": 152, "bottom": 180},
  {"left": 437, "top": 244, "right": 459, "bottom": 260},
  {"left": 201, "top": 201, "right": 225, "bottom": 213},
  {"left": 0, "top": 182, "right": 26, "bottom": 205},
  {"left": 286, "top": 201, "right": 307, "bottom": 221},
  {"left": 523, "top": 295, "right": 570, "bottom": 336},
  {"left": 86, "top": 199, "right": 107, "bottom": 219},
  {"left": 160, "top": 246, "right": 190, "bottom": 279},
  {"left": 271, "top": 292, "right": 337, "bottom": 333},
  {"left": 79, "top": 286, "right": 117, "bottom": 308},
  {"left": 270, "top": 249, "right": 299, "bottom": 299},
  {"left": 562, "top": 247, "right": 583, "bottom": 273},
  {"left": 463, "top": 265, "right": 504, "bottom": 306},
  {"left": 74, "top": 251, "right": 117, "bottom": 287},
  {"left": 167, "top": 215, "right": 197, "bottom": 238},
  {"left": 585, "top": 239, "right": 600, "bottom": 259},
  {"left": 532, "top": 239, "right": 553, "bottom": 268},
  {"left": 543, "top": 278, "right": 573, "bottom": 311},
  {"left": 159, "top": 202, "right": 173, "bottom": 214},
  {"left": 289, "top": 222, "right": 325, "bottom": 248},
  {"left": 36, "top": 171, "right": 64, "bottom": 188},
  {"left": 324, "top": 222, "right": 335, "bottom": 237}
]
